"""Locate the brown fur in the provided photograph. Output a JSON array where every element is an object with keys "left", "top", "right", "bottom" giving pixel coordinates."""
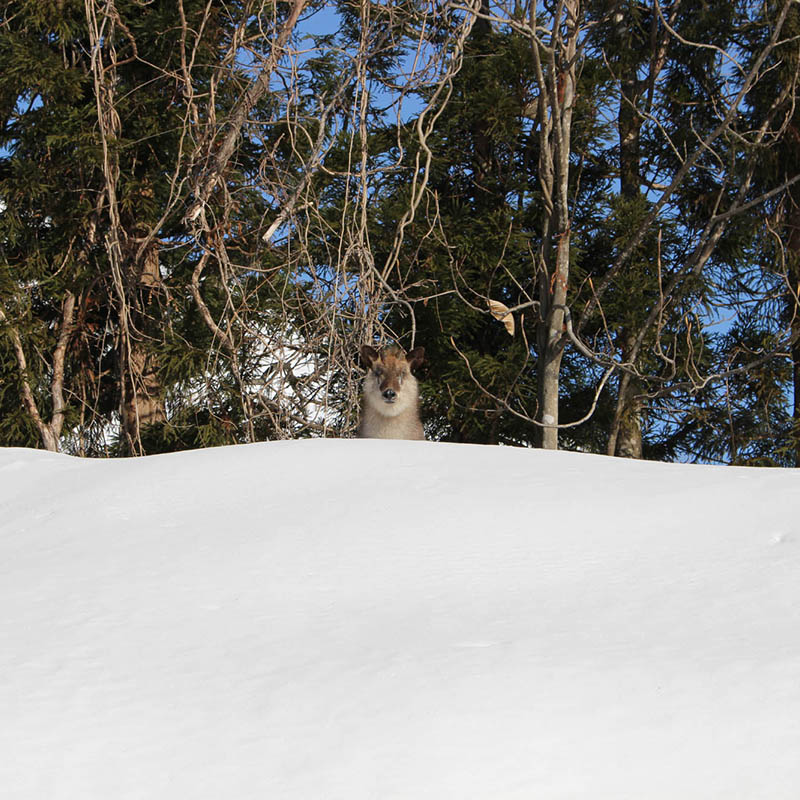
[{"left": 358, "top": 345, "right": 425, "bottom": 440}]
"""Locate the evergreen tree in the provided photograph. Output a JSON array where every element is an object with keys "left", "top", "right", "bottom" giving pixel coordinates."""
[
  {"left": 0, "top": 1, "right": 304, "bottom": 453},
  {"left": 735, "top": 0, "right": 800, "bottom": 465}
]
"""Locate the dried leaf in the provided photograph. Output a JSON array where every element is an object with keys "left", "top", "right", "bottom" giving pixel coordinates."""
[{"left": 488, "top": 299, "right": 515, "bottom": 336}]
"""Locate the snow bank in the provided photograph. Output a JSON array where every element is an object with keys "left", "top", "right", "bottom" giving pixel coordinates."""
[{"left": 1, "top": 440, "right": 799, "bottom": 798}]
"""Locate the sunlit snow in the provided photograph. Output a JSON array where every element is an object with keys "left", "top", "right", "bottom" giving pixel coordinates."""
[{"left": 2, "top": 440, "right": 799, "bottom": 798}]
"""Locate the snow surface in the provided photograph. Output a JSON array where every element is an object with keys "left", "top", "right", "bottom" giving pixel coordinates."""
[{"left": 1, "top": 440, "right": 799, "bottom": 799}]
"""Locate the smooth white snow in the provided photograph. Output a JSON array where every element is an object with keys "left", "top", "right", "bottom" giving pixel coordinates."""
[{"left": 1, "top": 440, "right": 799, "bottom": 799}]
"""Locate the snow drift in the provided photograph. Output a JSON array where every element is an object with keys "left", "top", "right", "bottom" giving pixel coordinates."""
[{"left": 1, "top": 440, "right": 799, "bottom": 798}]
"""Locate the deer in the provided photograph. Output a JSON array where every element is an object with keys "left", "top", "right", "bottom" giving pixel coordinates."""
[{"left": 358, "top": 345, "right": 425, "bottom": 440}]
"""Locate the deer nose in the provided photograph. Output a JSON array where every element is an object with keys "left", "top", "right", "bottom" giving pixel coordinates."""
[{"left": 382, "top": 388, "right": 397, "bottom": 402}]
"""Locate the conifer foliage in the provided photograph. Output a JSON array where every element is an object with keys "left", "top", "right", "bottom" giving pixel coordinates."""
[{"left": 1, "top": 0, "right": 799, "bottom": 464}]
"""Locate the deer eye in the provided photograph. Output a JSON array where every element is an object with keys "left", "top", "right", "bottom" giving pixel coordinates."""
[{"left": 374, "top": 367, "right": 383, "bottom": 378}]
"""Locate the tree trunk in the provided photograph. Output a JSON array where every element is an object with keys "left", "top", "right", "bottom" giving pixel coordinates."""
[
  {"left": 0, "top": 292, "right": 75, "bottom": 452},
  {"left": 537, "top": 237, "right": 569, "bottom": 450},
  {"left": 120, "top": 234, "right": 166, "bottom": 452},
  {"left": 607, "top": 331, "right": 643, "bottom": 458},
  {"left": 533, "top": 0, "right": 579, "bottom": 450},
  {"left": 611, "top": 13, "right": 644, "bottom": 458}
]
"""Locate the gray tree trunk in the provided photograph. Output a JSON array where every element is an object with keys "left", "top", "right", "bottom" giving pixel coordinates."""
[
  {"left": 607, "top": 334, "right": 643, "bottom": 460},
  {"left": 533, "top": 0, "right": 579, "bottom": 450}
]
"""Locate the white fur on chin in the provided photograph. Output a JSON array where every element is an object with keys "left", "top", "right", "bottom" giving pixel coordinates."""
[{"left": 359, "top": 373, "right": 423, "bottom": 439}]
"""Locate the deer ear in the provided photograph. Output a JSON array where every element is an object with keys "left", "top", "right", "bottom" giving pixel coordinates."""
[
  {"left": 361, "top": 345, "right": 380, "bottom": 367},
  {"left": 406, "top": 347, "right": 425, "bottom": 370}
]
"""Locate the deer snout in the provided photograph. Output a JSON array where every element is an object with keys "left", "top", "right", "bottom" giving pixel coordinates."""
[{"left": 382, "top": 388, "right": 397, "bottom": 402}]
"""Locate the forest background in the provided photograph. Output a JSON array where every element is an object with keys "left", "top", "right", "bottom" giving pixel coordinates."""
[{"left": 1, "top": 0, "right": 800, "bottom": 465}]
